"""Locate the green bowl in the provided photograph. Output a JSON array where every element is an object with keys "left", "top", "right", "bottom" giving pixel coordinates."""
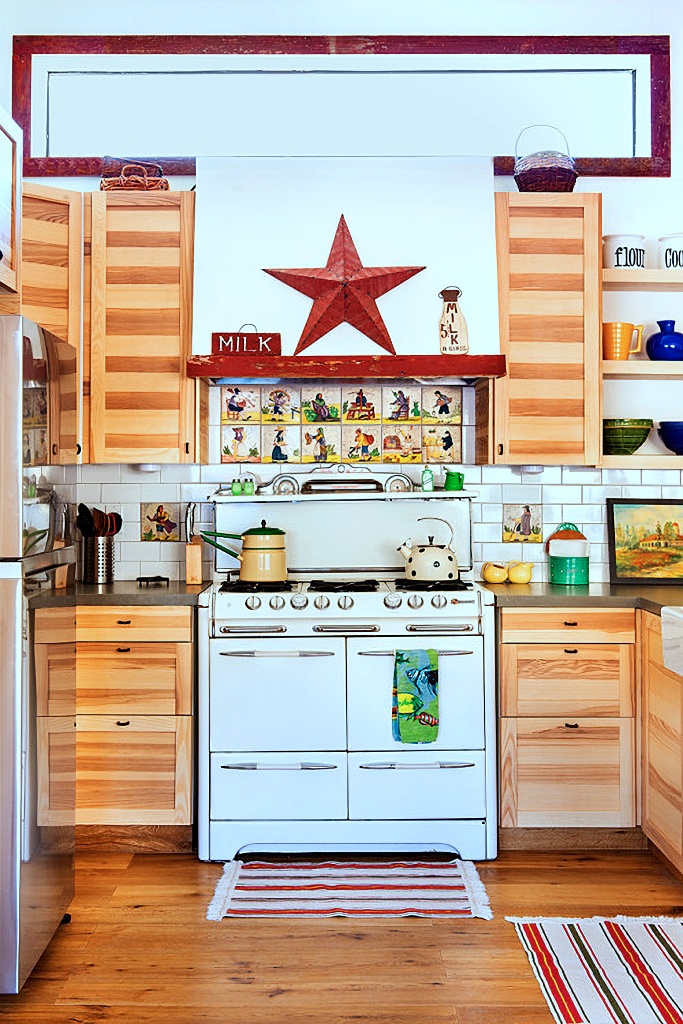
[{"left": 602, "top": 418, "right": 653, "bottom": 455}]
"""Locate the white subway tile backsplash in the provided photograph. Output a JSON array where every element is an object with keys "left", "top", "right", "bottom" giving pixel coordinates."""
[
  {"left": 120, "top": 465, "right": 160, "bottom": 483},
  {"left": 521, "top": 466, "right": 562, "bottom": 483},
  {"left": 481, "top": 503, "right": 503, "bottom": 522},
  {"left": 481, "top": 466, "right": 519, "bottom": 483},
  {"left": 75, "top": 484, "right": 102, "bottom": 503},
  {"left": 473, "top": 522, "right": 504, "bottom": 543},
  {"left": 502, "top": 484, "right": 542, "bottom": 503},
  {"left": 101, "top": 483, "right": 142, "bottom": 503},
  {"left": 561, "top": 504, "right": 604, "bottom": 523},
  {"left": 80, "top": 464, "right": 120, "bottom": 484},
  {"left": 601, "top": 469, "right": 642, "bottom": 484},
  {"left": 475, "top": 484, "right": 503, "bottom": 503},
  {"left": 543, "top": 486, "right": 582, "bottom": 504},
  {"left": 621, "top": 486, "right": 663, "bottom": 499},
  {"left": 641, "top": 469, "right": 682, "bottom": 485},
  {"left": 561, "top": 467, "right": 603, "bottom": 484},
  {"left": 581, "top": 486, "right": 623, "bottom": 503},
  {"left": 662, "top": 486, "right": 683, "bottom": 498}
]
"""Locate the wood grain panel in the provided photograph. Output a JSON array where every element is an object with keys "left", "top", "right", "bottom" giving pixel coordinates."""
[
  {"left": 35, "top": 642, "right": 76, "bottom": 717},
  {"left": 37, "top": 717, "right": 76, "bottom": 826},
  {"left": 507, "top": 362, "right": 585, "bottom": 380},
  {"left": 76, "top": 605, "right": 192, "bottom": 642},
  {"left": 508, "top": 378, "right": 584, "bottom": 400},
  {"left": 500, "top": 607, "right": 636, "bottom": 643},
  {"left": 509, "top": 253, "right": 585, "bottom": 274},
  {"left": 34, "top": 605, "right": 76, "bottom": 643},
  {"left": 510, "top": 274, "right": 584, "bottom": 291},
  {"left": 77, "top": 641, "right": 192, "bottom": 715},
  {"left": 509, "top": 399, "right": 585, "bottom": 417},
  {"left": 508, "top": 216, "right": 584, "bottom": 239},
  {"left": 508, "top": 291, "right": 584, "bottom": 317},
  {"left": 510, "top": 237, "right": 585, "bottom": 255},
  {"left": 508, "top": 315, "right": 585, "bottom": 342}
]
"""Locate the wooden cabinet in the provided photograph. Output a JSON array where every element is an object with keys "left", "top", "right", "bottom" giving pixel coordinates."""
[
  {"left": 491, "top": 193, "right": 602, "bottom": 465},
  {"left": 85, "top": 191, "right": 206, "bottom": 464},
  {"left": 34, "top": 607, "right": 77, "bottom": 827},
  {"left": 0, "top": 101, "right": 22, "bottom": 295},
  {"left": 75, "top": 605, "right": 194, "bottom": 827},
  {"left": 499, "top": 607, "right": 636, "bottom": 828},
  {"left": 641, "top": 610, "right": 683, "bottom": 870}
]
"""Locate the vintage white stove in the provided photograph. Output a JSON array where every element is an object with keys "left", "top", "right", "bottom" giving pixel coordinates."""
[{"left": 197, "top": 471, "right": 497, "bottom": 862}]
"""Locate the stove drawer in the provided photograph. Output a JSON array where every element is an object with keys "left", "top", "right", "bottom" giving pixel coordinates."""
[
  {"left": 348, "top": 751, "right": 486, "bottom": 820},
  {"left": 209, "top": 638, "right": 346, "bottom": 751},
  {"left": 346, "top": 636, "right": 485, "bottom": 750},
  {"left": 210, "top": 752, "right": 348, "bottom": 820}
]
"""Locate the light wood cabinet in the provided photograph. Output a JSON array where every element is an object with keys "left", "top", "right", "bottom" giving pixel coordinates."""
[
  {"left": 73, "top": 605, "right": 194, "bottom": 827},
  {"left": 0, "top": 101, "right": 22, "bottom": 296},
  {"left": 641, "top": 610, "right": 683, "bottom": 870},
  {"left": 85, "top": 191, "right": 206, "bottom": 464},
  {"left": 33, "top": 607, "right": 76, "bottom": 827},
  {"left": 499, "top": 607, "right": 636, "bottom": 828},
  {"left": 490, "top": 192, "right": 602, "bottom": 465}
]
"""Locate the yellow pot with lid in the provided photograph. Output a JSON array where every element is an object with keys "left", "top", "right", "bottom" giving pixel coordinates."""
[{"left": 201, "top": 520, "right": 287, "bottom": 582}]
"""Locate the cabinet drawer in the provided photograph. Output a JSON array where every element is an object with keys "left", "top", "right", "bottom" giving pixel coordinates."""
[
  {"left": 499, "top": 717, "right": 635, "bottom": 828},
  {"left": 500, "top": 607, "right": 635, "bottom": 644},
  {"left": 77, "top": 641, "right": 192, "bottom": 714},
  {"left": 76, "top": 605, "right": 192, "bottom": 642},
  {"left": 348, "top": 751, "right": 486, "bottom": 820},
  {"left": 35, "top": 606, "right": 77, "bottom": 644},
  {"left": 211, "top": 752, "right": 347, "bottom": 820},
  {"left": 76, "top": 715, "right": 192, "bottom": 825},
  {"left": 500, "top": 644, "right": 634, "bottom": 717}
]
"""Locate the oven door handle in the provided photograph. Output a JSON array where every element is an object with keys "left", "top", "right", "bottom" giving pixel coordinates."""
[
  {"left": 358, "top": 761, "right": 476, "bottom": 770},
  {"left": 312, "top": 624, "right": 380, "bottom": 633},
  {"left": 220, "top": 761, "right": 339, "bottom": 771},
  {"left": 219, "top": 650, "right": 335, "bottom": 658},
  {"left": 219, "top": 625, "right": 288, "bottom": 634},
  {"left": 357, "top": 650, "right": 474, "bottom": 657},
  {"left": 406, "top": 623, "right": 475, "bottom": 633}
]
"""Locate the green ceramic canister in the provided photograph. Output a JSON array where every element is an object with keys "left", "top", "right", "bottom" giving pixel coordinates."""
[{"left": 547, "top": 525, "right": 590, "bottom": 585}]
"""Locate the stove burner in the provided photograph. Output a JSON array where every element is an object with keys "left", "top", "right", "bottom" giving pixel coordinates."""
[
  {"left": 394, "top": 578, "right": 473, "bottom": 592},
  {"left": 137, "top": 575, "right": 170, "bottom": 587},
  {"left": 307, "top": 579, "right": 379, "bottom": 593},
  {"left": 219, "top": 579, "right": 294, "bottom": 593}
]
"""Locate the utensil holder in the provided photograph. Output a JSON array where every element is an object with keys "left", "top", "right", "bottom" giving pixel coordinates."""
[{"left": 82, "top": 536, "right": 114, "bottom": 584}]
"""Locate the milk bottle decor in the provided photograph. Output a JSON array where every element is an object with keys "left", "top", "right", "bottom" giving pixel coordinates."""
[{"left": 438, "top": 286, "right": 469, "bottom": 354}]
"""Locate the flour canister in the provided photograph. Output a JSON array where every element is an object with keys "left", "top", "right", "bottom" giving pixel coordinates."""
[
  {"left": 545, "top": 522, "right": 590, "bottom": 585},
  {"left": 602, "top": 234, "right": 645, "bottom": 270}
]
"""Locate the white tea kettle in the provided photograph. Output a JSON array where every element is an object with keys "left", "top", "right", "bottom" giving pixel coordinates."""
[{"left": 398, "top": 517, "right": 459, "bottom": 582}]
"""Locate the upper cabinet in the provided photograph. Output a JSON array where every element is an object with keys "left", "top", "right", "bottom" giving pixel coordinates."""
[
  {"left": 0, "top": 103, "right": 22, "bottom": 295},
  {"left": 492, "top": 193, "right": 602, "bottom": 465},
  {"left": 86, "top": 191, "right": 203, "bottom": 464}
]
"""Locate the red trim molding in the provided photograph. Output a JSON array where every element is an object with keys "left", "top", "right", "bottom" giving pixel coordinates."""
[
  {"left": 13, "top": 34, "right": 670, "bottom": 178},
  {"left": 186, "top": 352, "right": 507, "bottom": 381}
]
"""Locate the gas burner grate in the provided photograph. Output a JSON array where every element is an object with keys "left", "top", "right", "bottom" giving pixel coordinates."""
[
  {"left": 394, "top": 578, "right": 473, "bottom": 592},
  {"left": 219, "top": 579, "right": 294, "bottom": 593},
  {"left": 307, "top": 579, "right": 380, "bottom": 593}
]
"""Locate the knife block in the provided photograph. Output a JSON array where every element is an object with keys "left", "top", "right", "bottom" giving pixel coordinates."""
[{"left": 185, "top": 536, "right": 203, "bottom": 584}]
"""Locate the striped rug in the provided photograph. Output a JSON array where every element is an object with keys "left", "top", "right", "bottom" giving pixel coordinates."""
[
  {"left": 207, "top": 858, "right": 492, "bottom": 920},
  {"left": 510, "top": 916, "right": 683, "bottom": 1024}
]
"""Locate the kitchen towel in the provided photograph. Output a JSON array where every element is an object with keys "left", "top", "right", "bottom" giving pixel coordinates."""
[
  {"left": 392, "top": 649, "right": 439, "bottom": 743},
  {"left": 661, "top": 607, "right": 683, "bottom": 677}
]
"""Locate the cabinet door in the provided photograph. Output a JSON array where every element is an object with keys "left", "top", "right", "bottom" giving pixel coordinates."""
[
  {"left": 88, "top": 191, "right": 197, "bottom": 463},
  {"left": 499, "top": 717, "right": 635, "bottom": 828},
  {"left": 0, "top": 102, "right": 21, "bottom": 295},
  {"left": 77, "top": 641, "right": 192, "bottom": 715},
  {"left": 641, "top": 611, "right": 683, "bottom": 866},
  {"left": 76, "top": 715, "right": 192, "bottom": 825},
  {"left": 494, "top": 193, "right": 601, "bottom": 465}
]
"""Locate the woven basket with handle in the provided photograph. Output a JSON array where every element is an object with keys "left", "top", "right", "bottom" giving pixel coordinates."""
[
  {"left": 513, "top": 125, "right": 577, "bottom": 193},
  {"left": 100, "top": 162, "right": 170, "bottom": 191}
]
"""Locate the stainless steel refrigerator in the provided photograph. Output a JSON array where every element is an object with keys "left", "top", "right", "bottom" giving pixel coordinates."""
[{"left": 0, "top": 315, "right": 78, "bottom": 994}]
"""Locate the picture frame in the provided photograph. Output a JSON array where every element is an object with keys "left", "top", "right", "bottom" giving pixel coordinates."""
[{"left": 606, "top": 498, "right": 683, "bottom": 585}]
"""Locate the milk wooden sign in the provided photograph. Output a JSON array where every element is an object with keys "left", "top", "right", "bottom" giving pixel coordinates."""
[{"left": 211, "top": 332, "right": 282, "bottom": 356}]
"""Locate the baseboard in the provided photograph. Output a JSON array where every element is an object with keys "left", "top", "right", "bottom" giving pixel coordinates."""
[
  {"left": 498, "top": 827, "right": 648, "bottom": 852},
  {"left": 75, "top": 825, "right": 194, "bottom": 853}
]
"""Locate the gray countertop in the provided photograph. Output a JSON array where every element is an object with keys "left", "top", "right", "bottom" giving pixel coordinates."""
[
  {"left": 481, "top": 581, "right": 683, "bottom": 615},
  {"left": 29, "top": 580, "right": 212, "bottom": 608}
]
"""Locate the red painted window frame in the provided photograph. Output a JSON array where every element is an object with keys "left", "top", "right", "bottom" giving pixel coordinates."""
[{"left": 12, "top": 33, "right": 671, "bottom": 178}]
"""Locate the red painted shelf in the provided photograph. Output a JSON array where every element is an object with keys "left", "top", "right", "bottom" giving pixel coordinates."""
[{"left": 186, "top": 353, "right": 506, "bottom": 381}]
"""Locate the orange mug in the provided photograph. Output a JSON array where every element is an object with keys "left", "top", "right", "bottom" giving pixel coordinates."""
[{"left": 602, "top": 322, "right": 644, "bottom": 360}]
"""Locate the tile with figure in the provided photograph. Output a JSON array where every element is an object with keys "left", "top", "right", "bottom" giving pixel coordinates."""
[
  {"left": 221, "top": 385, "right": 261, "bottom": 423},
  {"left": 422, "top": 424, "right": 462, "bottom": 463},
  {"left": 301, "top": 385, "right": 341, "bottom": 424},
  {"left": 382, "top": 424, "right": 422, "bottom": 463},
  {"left": 221, "top": 424, "right": 261, "bottom": 463},
  {"left": 341, "top": 385, "right": 381, "bottom": 423},
  {"left": 141, "top": 501, "right": 181, "bottom": 541},
  {"left": 382, "top": 385, "right": 421, "bottom": 423},
  {"left": 503, "top": 503, "right": 543, "bottom": 543},
  {"left": 301, "top": 423, "right": 341, "bottom": 463},
  {"left": 421, "top": 385, "right": 462, "bottom": 424},
  {"left": 261, "top": 425, "right": 301, "bottom": 464},
  {"left": 262, "top": 386, "right": 301, "bottom": 423},
  {"left": 342, "top": 424, "right": 381, "bottom": 463}
]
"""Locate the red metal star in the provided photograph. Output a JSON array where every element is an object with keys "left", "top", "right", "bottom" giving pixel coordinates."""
[{"left": 263, "top": 215, "right": 425, "bottom": 355}]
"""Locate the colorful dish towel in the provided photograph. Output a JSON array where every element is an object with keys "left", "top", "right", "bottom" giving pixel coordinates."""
[{"left": 392, "top": 649, "right": 439, "bottom": 743}]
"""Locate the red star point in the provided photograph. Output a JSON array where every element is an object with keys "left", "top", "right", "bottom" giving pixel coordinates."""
[{"left": 263, "top": 215, "right": 425, "bottom": 355}]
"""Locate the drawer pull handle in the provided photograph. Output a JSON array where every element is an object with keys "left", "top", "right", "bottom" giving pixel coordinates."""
[
  {"left": 563, "top": 621, "right": 578, "bottom": 627},
  {"left": 117, "top": 620, "right": 132, "bottom": 625},
  {"left": 407, "top": 623, "right": 475, "bottom": 633},
  {"left": 116, "top": 720, "right": 131, "bottom": 727},
  {"left": 116, "top": 647, "right": 131, "bottom": 653},
  {"left": 219, "top": 650, "right": 335, "bottom": 658},
  {"left": 358, "top": 650, "right": 473, "bottom": 657},
  {"left": 221, "top": 762, "right": 338, "bottom": 771},
  {"left": 564, "top": 648, "right": 578, "bottom": 654},
  {"left": 359, "top": 761, "right": 475, "bottom": 770},
  {"left": 564, "top": 722, "right": 579, "bottom": 729}
]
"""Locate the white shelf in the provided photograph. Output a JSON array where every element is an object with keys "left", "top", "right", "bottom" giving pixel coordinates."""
[
  {"left": 602, "top": 360, "right": 683, "bottom": 379},
  {"left": 600, "top": 455, "right": 683, "bottom": 468},
  {"left": 603, "top": 269, "right": 683, "bottom": 291},
  {"left": 213, "top": 488, "right": 480, "bottom": 504}
]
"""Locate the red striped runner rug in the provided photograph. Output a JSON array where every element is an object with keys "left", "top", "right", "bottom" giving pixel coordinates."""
[
  {"left": 207, "top": 858, "right": 492, "bottom": 920},
  {"left": 510, "top": 916, "right": 683, "bottom": 1024}
]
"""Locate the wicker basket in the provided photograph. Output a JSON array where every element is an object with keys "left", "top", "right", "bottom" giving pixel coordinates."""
[
  {"left": 100, "top": 162, "right": 170, "bottom": 191},
  {"left": 513, "top": 125, "right": 577, "bottom": 193}
]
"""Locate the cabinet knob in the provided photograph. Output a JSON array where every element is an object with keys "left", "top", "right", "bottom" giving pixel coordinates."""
[
  {"left": 564, "top": 722, "right": 579, "bottom": 729},
  {"left": 116, "top": 720, "right": 130, "bottom": 727},
  {"left": 563, "top": 621, "right": 578, "bottom": 627},
  {"left": 116, "top": 647, "right": 131, "bottom": 653},
  {"left": 117, "top": 620, "right": 132, "bottom": 625},
  {"left": 564, "top": 648, "right": 578, "bottom": 654}
]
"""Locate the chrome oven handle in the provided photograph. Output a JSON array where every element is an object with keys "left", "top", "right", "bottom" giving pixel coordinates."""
[
  {"left": 312, "top": 624, "right": 380, "bottom": 633},
  {"left": 219, "top": 650, "right": 335, "bottom": 658},
  {"left": 221, "top": 762, "right": 338, "bottom": 771},
  {"left": 358, "top": 761, "right": 476, "bottom": 770},
  {"left": 219, "top": 624, "right": 288, "bottom": 634},
  {"left": 406, "top": 623, "right": 475, "bottom": 633},
  {"left": 357, "top": 650, "right": 473, "bottom": 657}
]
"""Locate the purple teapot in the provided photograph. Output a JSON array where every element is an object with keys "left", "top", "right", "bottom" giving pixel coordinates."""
[{"left": 645, "top": 320, "right": 683, "bottom": 360}]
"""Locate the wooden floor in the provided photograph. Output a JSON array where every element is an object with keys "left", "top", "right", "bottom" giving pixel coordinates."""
[{"left": 2, "top": 849, "right": 683, "bottom": 1023}]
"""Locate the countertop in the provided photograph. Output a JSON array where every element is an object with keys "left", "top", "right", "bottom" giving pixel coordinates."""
[
  {"left": 28, "top": 580, "right": 212, "bottom": 608},
  {"left": 481, "top": 582, "right": 683, "bottom": 615}
]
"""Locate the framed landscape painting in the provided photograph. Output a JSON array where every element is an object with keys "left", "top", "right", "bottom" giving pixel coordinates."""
[{"left": 607, "top": 499, "right": 683, "bottom": 584}]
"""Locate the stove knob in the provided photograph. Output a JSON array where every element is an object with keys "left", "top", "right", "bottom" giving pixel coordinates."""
[
  {"left": 338, "top": 595, "right": 354, "bottom": 610},
  {"left": 290, "top": 594, "right": 309, "bottom": 610},
  {"left": 245, "top": 595, "right": 261, "bottom": 610},
  {"left": 431, "top": 594, "right": 447, "bottom": 609},
  {"left": 407, "top": 594, "right": 424, "bottom": 609},
  {"left": 314, "top": 595, "right": 330, "bottom": 610},
  {"left": 384, "top": 593, "right": 403, "bottom": 609},
  {"left": 269, "top": 595, "right": 286, "bottom": 610}
]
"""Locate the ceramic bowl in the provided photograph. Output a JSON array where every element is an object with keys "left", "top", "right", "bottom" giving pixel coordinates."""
[
  {"left": 602, "top": 418, "right": 653, "bottom": 455},
  {"left": 657, "top": 421, "right": 683, "bottom": 455}
]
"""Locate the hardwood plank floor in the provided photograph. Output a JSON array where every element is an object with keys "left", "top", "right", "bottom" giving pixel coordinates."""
[{"left": 2, "top": 849, "right": 683, "bottom": 1023}]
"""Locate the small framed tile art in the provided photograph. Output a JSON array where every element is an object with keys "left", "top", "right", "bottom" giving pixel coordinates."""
[
  {"left": 502, "top": 503, "right": 543, "bottom": 543},
  {"left": 221, "top": 385, "right": 261, "bottom": 423},
  {"left": 141, "top": 502, "right": 181, "bottom": 541},
  {"left": 300, "top": 385, "right": 341, "bottom": 424}
]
